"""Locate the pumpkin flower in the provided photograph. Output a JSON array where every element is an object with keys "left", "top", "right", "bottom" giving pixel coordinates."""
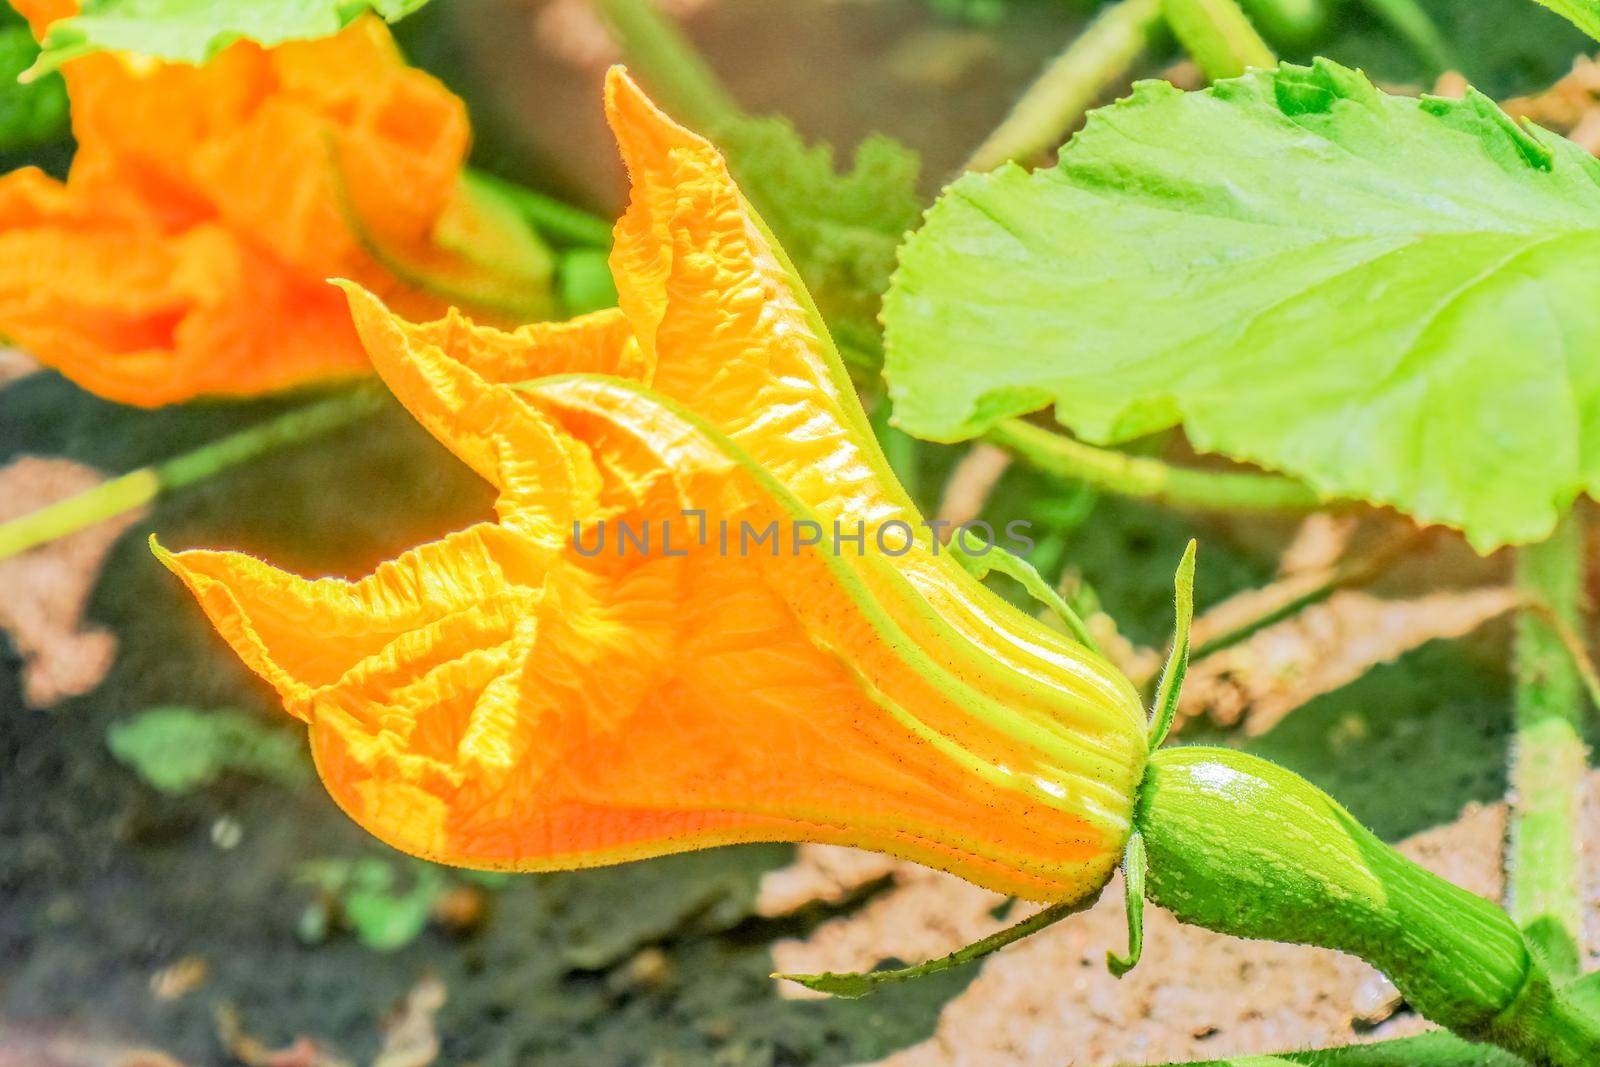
[
  {"left": 0, "top": 0, "right": 532, "bottom": 406},
  {"left": 154, "top": 69, "right": 1149, "bottom": 904}
]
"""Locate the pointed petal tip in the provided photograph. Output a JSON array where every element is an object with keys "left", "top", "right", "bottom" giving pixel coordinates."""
[
  {"left": 603, "top": 65, "right": 654, "bottom": 125},
  {"left": 601, "top": 63, "right": 710, "bottom": 162},
  {"left": 333, "top": 278, "right": 412, "bottom": 377},
  {"left": 329, "top": 277, "right": 382, "bottom": 318},
  {"left": 148, "top": 533, "right": 174, "bottom": 569}
]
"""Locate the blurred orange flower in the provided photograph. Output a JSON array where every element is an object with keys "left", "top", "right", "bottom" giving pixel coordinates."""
[
  {"left": 156, "top": 70, "right": 1148, "bottom": 903},
  {"left": 0, "top": 1, "right": 478, "bottom": 405}
]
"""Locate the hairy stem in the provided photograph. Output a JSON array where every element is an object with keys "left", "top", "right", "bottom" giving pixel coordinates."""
[
  {"left": 985, "top": 418, "right": 1323, "bottom": 512},
  {"left": 1161, "top": 0, "right": 1276, "bottom": 81},
  {"left": 0, "top": 388, "right": 385, "bottom": 563},
  {"left": 963, "top": 0, "right": 1163, "bottom": 173},
  {"left": 589, "top": 0, "right": 744, "bottom": 135},
  {"left": 1139, "top": 747, "right": 1600, "bottom": 1066},
  {"left": 1510, "top": 512, "right": 1588, "bottom": 981}
]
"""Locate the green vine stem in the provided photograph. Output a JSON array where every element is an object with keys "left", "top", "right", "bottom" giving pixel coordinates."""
[
  {"left": 1355, "top": 0, "right": 1456, "bottom": 77},
  {"left": 595, "top": 0, "right": 1161, "bottom": 178},
  {"left": 984, "top": 418, "right": 1324, "bottom": 512},
  {"left": 1138, "top": 746, "right": 1600, "bottom": 1067},
  {"left": 963, "top": 0, "right": 1162, "bottom": 173},
  {"left": 0, "top": 387, "right": 386, "bottom": 563},
  {"left": 1510, "top": 511, "right": 1588, "bottom": 981},
  {"left": 1237, "top": 0, "right": 1328, "bottom": 46},
  {"left": 589, "top": 0, "right": 744, "bottom": 135},
  {"left": 1161, "top": 0, "right": 1276, "bottom": 82}
]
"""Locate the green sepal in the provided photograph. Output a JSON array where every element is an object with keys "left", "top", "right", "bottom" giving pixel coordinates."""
[
  {"left": 337, "top": 162, "right": 555, "bottom": 323},
  {"left": 775, "top": 895, "right": 1095, "bottom": 999},
  {"left": 947, "top": 539, "right": 1100, "bottom": 655},
  {"left": 1106, "top": 830, "right": 1146, "bottom": 977},
  {"left": 1147, "top": 539, "right": 1196, "bottom": 751}
]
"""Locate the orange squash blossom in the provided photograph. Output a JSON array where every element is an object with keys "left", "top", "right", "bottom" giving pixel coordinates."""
[
  {"left": 156, "top": 69, "right": 1149, "bottom": 904},
  {"left": 0, "top": 0, "right": 474, "bottom": 405}
]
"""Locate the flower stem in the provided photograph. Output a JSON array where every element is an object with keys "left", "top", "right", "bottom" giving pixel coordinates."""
[
  {"left": 1139, "top": 746, "right": 1600, "bottom": 1066},
  {"left": 963, "top": 0, "right": 1163, "bottom": 173},
  {"left": 1161, "top": 0, "right": 1276, "bottom": 82},
  {"left": 589, "top": 0, "right": 744, "bottom": 135},
  {"left": 0, "top": 387, "right": 385, "bottom": 563},
  {"left": 1510, "top": 511, "right": 1588, "bottom": 981},
  {"left": 984, "top": 418, "right": 1323, "bottom": 512}
]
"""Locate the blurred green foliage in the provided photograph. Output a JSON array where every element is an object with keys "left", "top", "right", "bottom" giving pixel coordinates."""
[
  {"left": 107, "top": 706, "right": 309, "bottom": 795},
  {"left": 0, "top": 3, "right": 68, "bottom": 153}
]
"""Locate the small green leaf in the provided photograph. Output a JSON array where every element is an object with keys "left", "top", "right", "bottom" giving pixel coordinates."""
[
  {"left": 885, "top": 60, "right": 1600, "bottom": 551},
  {"left": 1530, "top": 0, "right": 1600, "bottom": 40},
  {"left": 343, "top": 861, "right": 446, "bottom": 951},
  {"left": 107, "top": 706, "right": 309, "bottom": 795},
  {"left": 296, "top": 858, "right": 447, "bottom": 952},
  {"left": 27, "top": 0, "right": 433, "bottom": 78},
  {"left": 779, "top": 969, "right": 881, "bottom": 999},
  {"left": 1148, "top": 540, "right": 1196, "bottom": 750},
  {"left": 775, "top": 894, "right": 1095, "bottom": 998}
]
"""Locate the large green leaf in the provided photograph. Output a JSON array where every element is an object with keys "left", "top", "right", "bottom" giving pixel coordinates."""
[
  {"left": 26, "top": 0, "right": 432, "bottom": 76},
  {"left": 883, "top": 59, "right": 1600, "bottom": 551},
  {"left": 1530, "top": 0, "right": 1600, "bottom": 40}
]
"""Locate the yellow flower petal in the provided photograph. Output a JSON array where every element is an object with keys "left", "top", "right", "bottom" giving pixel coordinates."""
[{"left": 160, "top": 71, "right": 1150, "bottom": 904}]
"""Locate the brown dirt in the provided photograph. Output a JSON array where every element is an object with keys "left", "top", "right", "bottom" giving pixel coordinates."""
[{"left": 0, "top": 457, "right": 148, "bottom": 707}]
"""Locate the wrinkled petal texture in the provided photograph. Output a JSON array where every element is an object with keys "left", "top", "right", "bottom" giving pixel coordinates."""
[
  {"left": 0, "top": 3, "right": 467, "bottom": 405},
  {"left": 159, "top": 70, "right": 1148, "bottom": 903}
]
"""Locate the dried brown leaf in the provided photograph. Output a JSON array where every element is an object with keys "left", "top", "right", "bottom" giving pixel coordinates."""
[
  {"left": 1180, "top": 587, "right": 1516, "bottom": 735},
  {"left": 373, "top": 975, "right": 446, "bottom": 1067},
  {"left": 0, "top": 457, "right": 149, "bottom": 707},
  {"left": 213, "top": 1005, "right": 351, "bottom": 1067}
]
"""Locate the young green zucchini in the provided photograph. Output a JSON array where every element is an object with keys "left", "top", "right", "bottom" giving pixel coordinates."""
[{"left": 1138, "top": 747, "right": 1600, "bottom": 1067}]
